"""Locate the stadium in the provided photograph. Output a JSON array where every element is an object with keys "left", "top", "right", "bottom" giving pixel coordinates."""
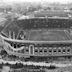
[
  {"left": 0, "top": 9, "right": 72, "bottom": 65},
  {"left": 0, "top": 16, "right": 72, "bottom": 62}
]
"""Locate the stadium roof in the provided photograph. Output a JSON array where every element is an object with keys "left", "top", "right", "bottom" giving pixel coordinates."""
[{"left": 33, "top": 10, "right": 69, "bottom": 17}]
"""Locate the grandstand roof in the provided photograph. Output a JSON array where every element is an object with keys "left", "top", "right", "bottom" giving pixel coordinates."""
[{"left": 34, "top": 10, "right": 69, "bottom": 17}]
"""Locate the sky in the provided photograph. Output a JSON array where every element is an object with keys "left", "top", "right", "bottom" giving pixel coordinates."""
[{"left": 2, "top": 0, "right": 72, "bottom": 4}]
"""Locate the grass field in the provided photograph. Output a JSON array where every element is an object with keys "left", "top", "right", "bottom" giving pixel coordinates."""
[{"left": 29, "top": 29, "right": 71, "bottom": 41}]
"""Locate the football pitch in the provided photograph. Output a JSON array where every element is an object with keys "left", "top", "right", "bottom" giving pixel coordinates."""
[{"left": 29, "top": 29, "right": 71, "bottom": 41}]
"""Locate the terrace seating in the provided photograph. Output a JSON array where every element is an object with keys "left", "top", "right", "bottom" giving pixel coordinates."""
[
  {"left": 1, "top": 18, "right": 72, "bottom": 40},
  {"left": 17, "top": 30, "right": 29, "bottom": 40},
  {"left": 1, "top": 22, "right": 20, "bottom": 39}
]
